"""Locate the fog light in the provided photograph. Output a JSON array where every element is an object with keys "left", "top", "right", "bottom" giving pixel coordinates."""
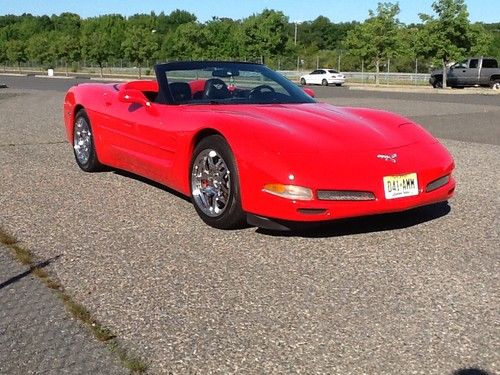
[
  {"left": 263, "top": 184, "right": 313, "bottom": 201},
  {"left": 426, "top": 175, "right": 450, "bottom": 192}
]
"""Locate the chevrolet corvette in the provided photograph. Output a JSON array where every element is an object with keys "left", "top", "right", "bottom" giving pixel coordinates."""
[{"left": 63, "top": 61, "right": 455, "bottom": 230}]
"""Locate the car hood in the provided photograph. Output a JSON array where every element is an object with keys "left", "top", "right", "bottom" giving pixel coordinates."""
[{"left": 195, "top": 103, "right": 437, "bottom": 153}]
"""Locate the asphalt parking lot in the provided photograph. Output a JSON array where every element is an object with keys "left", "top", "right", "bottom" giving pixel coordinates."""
[{"left": 1, "top": 76, "right": 499, "bottom": 374}]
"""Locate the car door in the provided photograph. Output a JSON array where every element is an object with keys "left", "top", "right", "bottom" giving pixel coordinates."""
[
  {"left": 316, "top": 70, "right": 327, "bottom": 84},
  {"left": 126, "top": 103, "right": 178, "bottom": 183},
  {"left": 464, "top": 58, "right": 480, "bottom": 85},
  {"left": 96, "top": 93, "right": 177, "bottom": 181},
  {"left": 447, "top": 60, "right": 466, "bottom": 86},
  {"left": 479, "top": 58, "right": 498, "bottom": 85},
  {"left": 309, "top": 70, "right": 322, "bottom": 84}
]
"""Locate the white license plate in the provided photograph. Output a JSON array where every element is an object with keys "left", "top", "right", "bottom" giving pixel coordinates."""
[{"left": 383, "top": 173, "right": 419, "bottom": 199}]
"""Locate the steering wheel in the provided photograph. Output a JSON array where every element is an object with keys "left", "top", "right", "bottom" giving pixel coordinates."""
[{"left": 249, "top": 84, "right": 275, "bottom": 98}]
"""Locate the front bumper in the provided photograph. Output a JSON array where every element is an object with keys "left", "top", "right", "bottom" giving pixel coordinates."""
[
  {"left": 239, "top": 141, "right": 455, "bottom": 223},
  {"left": 246, "top": 176, "right": 455, "bottom": 223}
]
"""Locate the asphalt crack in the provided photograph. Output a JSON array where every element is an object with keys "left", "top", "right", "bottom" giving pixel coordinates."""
[{"left": 0, "top": 140, "right": 67, "bottom": 147}]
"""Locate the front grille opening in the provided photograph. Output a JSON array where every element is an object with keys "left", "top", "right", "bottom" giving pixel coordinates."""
[
  {"left": 426, "top": 175, "right": 450, "bottom": 193},
  {"left": 317, "top": 190, "right": 375, "bottom": 201}
]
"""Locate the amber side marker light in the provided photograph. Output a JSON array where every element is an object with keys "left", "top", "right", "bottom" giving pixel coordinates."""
[{"left": 263, "top": 184, "right": 314, "bottom": 201}]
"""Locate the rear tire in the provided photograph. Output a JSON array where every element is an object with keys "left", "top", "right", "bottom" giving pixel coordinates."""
[
  {"left": 190, "top": 135, "right": 246, "bottom": 229},
  {"left": 73, "top": 109, "right": 103, "bottom": 172},
  {"left": 490, "top": 79, "right": 500, "bottom": 90},
  {"left": 321, "top": 79, "right": 328, "bottom": 86}
]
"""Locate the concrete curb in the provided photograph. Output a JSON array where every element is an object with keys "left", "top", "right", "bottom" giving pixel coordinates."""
[{"left": 347, "top": 84, "right": 500, "bottom": 95}]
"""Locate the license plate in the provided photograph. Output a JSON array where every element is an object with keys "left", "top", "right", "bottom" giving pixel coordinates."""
[{"left": 383, "top": 173, "right": 419, "bottom": 199}]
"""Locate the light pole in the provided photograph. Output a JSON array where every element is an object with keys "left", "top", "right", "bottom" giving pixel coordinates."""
[{"left": 293, "top": 21, "right": 302, "bottom": 46}]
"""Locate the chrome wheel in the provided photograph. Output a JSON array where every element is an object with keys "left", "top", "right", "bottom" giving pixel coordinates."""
[
  {"left": 191, "top": 149, "right": 231, "bottom": 218},
  {"left": 73, "top": 116, "right": 92, "bottom": 165},
  {"left": 492, "top": 80, "right": 500, "bottom": 90}
]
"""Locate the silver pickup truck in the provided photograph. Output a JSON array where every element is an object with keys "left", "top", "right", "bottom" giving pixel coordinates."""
[{"left": 429, "top": 57, "right": 500, "bottom": 89}]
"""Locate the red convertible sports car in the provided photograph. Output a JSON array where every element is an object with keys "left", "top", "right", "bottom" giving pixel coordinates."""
[{"left": 64, "top": 61, "right": 455, "bottom": 230}]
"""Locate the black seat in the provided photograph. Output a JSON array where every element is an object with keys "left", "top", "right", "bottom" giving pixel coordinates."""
[
  {"left": 169, "top": 82, "right": 192, "bottom": 102},
  {"left": 203, "top": 78, "right": 230, "bottom": 100}
]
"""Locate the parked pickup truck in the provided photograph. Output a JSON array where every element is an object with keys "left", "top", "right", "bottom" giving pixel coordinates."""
[{"left": 429, "top": 57, "right": 500, "bottom": 89}]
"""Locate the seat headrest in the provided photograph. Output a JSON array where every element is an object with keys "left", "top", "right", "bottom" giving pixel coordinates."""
[
  {"left": 203, "top": 78, "right": 230, "bottom": 100},
  {"left": 169, "top": 82, "right": 192, "bottom": 102}
]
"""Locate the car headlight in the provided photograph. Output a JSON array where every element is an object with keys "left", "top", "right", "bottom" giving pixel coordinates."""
[{"left": 263, "top": 184, "right": 313, "bottom": 201}]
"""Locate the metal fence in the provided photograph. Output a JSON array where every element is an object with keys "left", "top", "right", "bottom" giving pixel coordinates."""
[
  {"left": 280, "top": 70, "right": 431, "bottom": 85},
  {"left": 1, "top": 61, "right": 431, "bottom": 85}
]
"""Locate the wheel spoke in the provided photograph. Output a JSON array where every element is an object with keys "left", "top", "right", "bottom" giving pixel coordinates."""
[
  {"left": 191, "top": 148, "right": 231, "bottom": 218},
  {"left": 74, "top": 117, "right": 91, "bottom": 164}
]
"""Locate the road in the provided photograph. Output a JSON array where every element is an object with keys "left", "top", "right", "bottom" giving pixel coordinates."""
[{"left": 0, "top": 75, "right": 498, "bottom": 374}]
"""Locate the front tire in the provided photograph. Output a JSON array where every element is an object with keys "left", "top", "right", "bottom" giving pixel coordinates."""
[
  {"left": 300, "top": 78, "right": 306, "bottom": 85},
  {"left": 190, "top": 135, "right": 246, "bottom": 229},
  {"left": 432, "top": 79, "right": 443, "bottom": 89},
  {"left": 490, "top": 79, "right": 500, "bottom": 90},
  {"left": 321, "top": 79, "right": 328, "bottom": 86},
  {"left": 73, "top": 109, "right": 103, "bottom": 172}
]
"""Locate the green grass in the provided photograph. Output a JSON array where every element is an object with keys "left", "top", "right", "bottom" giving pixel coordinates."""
[{"left": 0, "top": 227, "right": 148, "bottom": 373}]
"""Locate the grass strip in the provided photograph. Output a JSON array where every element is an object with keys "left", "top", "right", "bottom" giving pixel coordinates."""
[{"left": 0, "top": 227, "right": 148, "bottom": 373}]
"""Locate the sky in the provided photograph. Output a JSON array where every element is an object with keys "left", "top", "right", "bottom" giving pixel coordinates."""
[{"left": 0, "top": 0, "right": 498, "bottom": 24}]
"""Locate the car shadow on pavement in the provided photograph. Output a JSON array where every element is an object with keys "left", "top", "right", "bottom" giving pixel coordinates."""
[
  {"left": 257, "top": 201, "right": 451, "bottom": 238},
  {"left": 0, "top": 255, "right": 60, "bottom": 290},
  {"left": 453, "top": 368, "right": 492, "bottom": 375},
  {"left": 113, "top": 170, "right": 191, "bottom": 203}
]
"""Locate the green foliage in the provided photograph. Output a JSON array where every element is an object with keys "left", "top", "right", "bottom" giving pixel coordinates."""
[
  {"left": 203, "top": 18, "right": 240, "bottom": 60},
  {"left": 343, "top": 2, "right": 403, "bottom": 83},
  {"left": 0, "top": 7, "right": 496, "bottom": 75},
  {"left": 6, "top": 39, "right": 27, "bottom": 69},
  {"left": 164, "top": 22, "right": 206, "bottom": 60},
  {"left": 238, "top": 9, "right": 289, "bottom": 61},
  {"left": 0, "top": 37, "right": 7, "bottom": 65},
  {"left": 299, "top": 17, "right": 356, "bottom": 50},
  {"left": 26, "top": 33, "right": 56, "bottom": 67},
  {"left": 121, "top": 26, "right": 158, "bottom": 77}
]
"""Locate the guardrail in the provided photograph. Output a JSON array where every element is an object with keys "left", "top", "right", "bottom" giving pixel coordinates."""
[
  {"left": 279, "top": 70, "right": 431, "bottom": 85},
  {"left": 1, "top": 66, "right": 432, "bottom": 85}
]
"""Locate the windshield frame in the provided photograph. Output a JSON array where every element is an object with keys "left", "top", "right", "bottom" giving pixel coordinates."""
[{"left": 154, "top": 61, "right": 316, "bottom": 106}]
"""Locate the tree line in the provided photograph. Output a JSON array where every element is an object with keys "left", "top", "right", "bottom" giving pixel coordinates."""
[{"left": 0, "top": 0, "right": 498, "bottom": 81}]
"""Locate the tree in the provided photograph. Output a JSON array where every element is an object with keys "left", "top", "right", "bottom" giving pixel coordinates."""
[
  {"left": 6, "top": 39, "right": 27, "bottom": 72},
  {"left": 164, "top": 22, "right": 206, "bottom": 60},
  {"left": 343, "top": 2, "right": 403, "bottom": 85},
  {"left": 203, "top": 18, "right": 240, "bottom": 60},
  {"left": 26, "top": 33, "right": 56, "bottom": 68},
  {"left": 51, "top": 12, "right": 81, "bottom": 36},
  {"left": 0, "top": 37, "right": 7, "bottom": 71},
  {"left": 56, "top": 34, "right": 81, "bottom": 75},
  {"left": 121, "top": 26, "right": 158, "bottom": 78},
  {"left": 418, "top": 0, "right": 491, "bottom": 88},
  {"left": 80, "top": 16, "right": 125, "bottom": 77},
  {"left": 238, "top": 9, "right": 289, "bottom": 62}
]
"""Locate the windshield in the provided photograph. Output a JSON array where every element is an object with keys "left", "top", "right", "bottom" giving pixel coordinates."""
[{"left": 155, "top": 61, "right": 316, "bottom": 105}]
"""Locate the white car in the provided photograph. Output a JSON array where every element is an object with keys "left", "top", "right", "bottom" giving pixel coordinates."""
[{"left": 300, "top": 69, "right": 346, "bottom": 86}]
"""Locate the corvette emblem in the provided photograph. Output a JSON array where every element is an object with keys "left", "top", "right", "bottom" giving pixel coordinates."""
[
  {"left": 214, "top": 84, "right": 224, "bottom": 89},
  {"left": 377, "top": 153, "right": 398, "bottom": 163}
]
